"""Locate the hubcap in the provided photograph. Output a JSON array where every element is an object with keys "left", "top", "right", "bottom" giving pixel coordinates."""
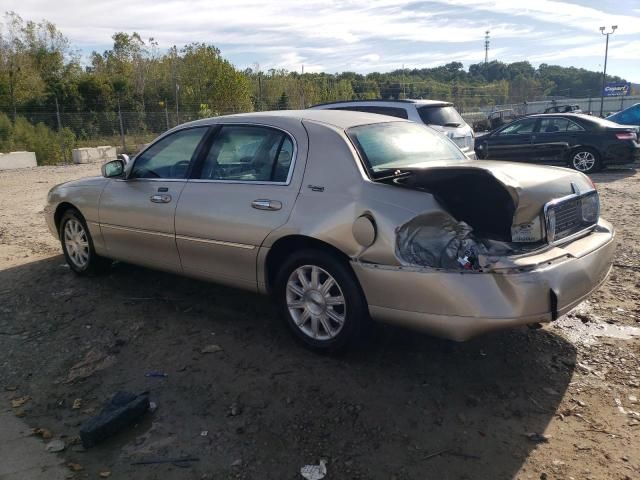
[
  {"left": 64, "top": 219, "right": 90, "bottom": 269},
  {"left": 572, "top": 151, "right": 596, "bottom": 172},
  {"left": 286, "top": 265, "right": 346, "bottom": 341}
]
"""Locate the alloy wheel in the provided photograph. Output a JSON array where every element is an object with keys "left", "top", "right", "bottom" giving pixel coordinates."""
[
  {"left": 64, "top": 218, "right": 90, "bottom": 269},
  {"left": 572, "top": 151, "right": 596, "bottom": 172},
  {"left": 286, "top": 265, "right": 346, "bottom": 341}
]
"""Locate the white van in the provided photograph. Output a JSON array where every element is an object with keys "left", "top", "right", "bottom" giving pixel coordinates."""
[{"left": 309, "top": 99, "right": 475, "bottom": 158}]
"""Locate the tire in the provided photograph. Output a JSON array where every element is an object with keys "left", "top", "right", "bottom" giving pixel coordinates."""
[
  {"left": 59, "top": 209, "right": 111, "bottom": 275},
  {"left": 569, "top": 147, "right": 601, "bottom": 174},
  {"left": 274, "top": 248, "right": 368, "bottom": 352}
]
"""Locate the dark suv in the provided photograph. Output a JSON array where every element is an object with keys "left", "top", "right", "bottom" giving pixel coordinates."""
[{"left": 474, "top": 113, "right": 640, "bottom": 173}]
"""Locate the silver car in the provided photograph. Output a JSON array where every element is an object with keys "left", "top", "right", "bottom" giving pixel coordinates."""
[
  {"left": 310, "top": 99, "right": 476, "bottom": 157},
  {"left": 45, "top": 110, "right": 615, "bottom": 351}
]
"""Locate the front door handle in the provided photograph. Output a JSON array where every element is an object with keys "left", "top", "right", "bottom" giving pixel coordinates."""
[
  {"left": 150, "top": 194, "right": 172, "bottom": 203},
  {"left": 251, "top": 199, "right": 282, "bottom": 211}
]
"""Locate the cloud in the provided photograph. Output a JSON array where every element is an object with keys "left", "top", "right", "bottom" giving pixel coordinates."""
[
  {"left": 438, "top": 0, "right": 640, "bottom": 35},
  {"left": 2, "top": 0, "right": 639, "bottom": 80}
]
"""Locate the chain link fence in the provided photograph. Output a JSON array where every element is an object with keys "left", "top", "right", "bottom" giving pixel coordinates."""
[{"left": 3, "top": 93, "right": 639, "bottom": 165}]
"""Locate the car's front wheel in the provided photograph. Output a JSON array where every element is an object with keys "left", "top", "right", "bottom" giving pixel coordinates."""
[
  {"left": 275, "top": 249, "right": 368, "bottom": 352},
  {"left": 60, "top": 209, "right": 111, "bottom": 275},
  {"left": 569, "top": 148, "right": 601, "bottom": 173}
]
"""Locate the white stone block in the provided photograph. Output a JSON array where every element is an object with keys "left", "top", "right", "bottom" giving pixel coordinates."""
[
  {"left": 72, "top": 146, "right": 117, "bottom": 164},
  {"left": 0, "top": 151, "right": 37, "bottom": 170}
]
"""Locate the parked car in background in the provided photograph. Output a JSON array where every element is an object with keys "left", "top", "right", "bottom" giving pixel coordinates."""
[
  {"left": 472, "top": 109, "right": 520, "bottom": 132},
  {"left": 46, "top": 110, "right": 615, "bottom": 351},
  {"left": 309, "top": 99, "right": 476, "bottom": 158},
  {"left": 544, "top": 104, "right": 582, "bottom": 114},
  {"left": 607, "top": 103, "right": 640, "bottom": 127},
  {"left": 475, "top": 113, "right": 640, "bottom": 173}
]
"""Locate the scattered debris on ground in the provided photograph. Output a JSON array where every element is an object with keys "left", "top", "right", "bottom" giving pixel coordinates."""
[{"left": 1, "top": 164, "right": 639, "bottom": 479}]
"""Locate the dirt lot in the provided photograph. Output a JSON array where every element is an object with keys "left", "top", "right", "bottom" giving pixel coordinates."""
[{"left": 1, "top": 164, "right": 639, "bottom": 480}]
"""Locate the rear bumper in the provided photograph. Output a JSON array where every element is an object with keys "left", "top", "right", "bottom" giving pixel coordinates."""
[
  {"left": 352, "top": 220, "right": 615, "bottom": 341},
  {"left": 603, "top": 142, "right": 640, "bottom": 165}
]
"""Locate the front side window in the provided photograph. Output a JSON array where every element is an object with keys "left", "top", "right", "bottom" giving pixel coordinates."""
[
  {"left": 347, "top": 122, "right": 466, "bottom": 175},
  {"left": 198, "top": 125, "right": 294, "bottom": 182},
  {"left": 130, "top": 127, "right": 208, "bottom": 179},
  {"left": 497, "top": 118, "right": 536, "bottom": 135}
]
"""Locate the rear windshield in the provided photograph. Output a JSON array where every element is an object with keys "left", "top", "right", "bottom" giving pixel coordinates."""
[
  {"left": 586, "top": 115, "right": 633, "bottom": 129},
  {"left": 347, "top": 122, "right": 466, "bottom": 175},
  {"left": 332, "top": 105, "right": 409, "bottom": 119},
  {"left": 417, "top": 105, "right": 464, "bottom": 127}
]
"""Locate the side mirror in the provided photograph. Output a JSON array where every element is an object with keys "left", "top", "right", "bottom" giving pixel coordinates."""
[
  {"left": 102, "top": 159, "right": 125, "bottom": 178},
  {"left": 117, "top": 153, "right": 130, "bottom": 164}
]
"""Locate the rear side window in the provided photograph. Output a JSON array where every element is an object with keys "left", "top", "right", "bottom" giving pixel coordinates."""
[
  {"left": 417, "top": 106, "right": 464, "bottom": 126},
  {"left": 539, "top": 118, "right": 571, "bottom": 133},
  {"left": 198, "top": 125, "right": 294, "bottom": 182},
  {"left": 332, "top": 106, "right": 409, "bottom": 119}
]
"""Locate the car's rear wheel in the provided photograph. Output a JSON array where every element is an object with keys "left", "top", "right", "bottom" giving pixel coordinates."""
[
  {"left": 60, "top": 209, "right": 111, "bottom": 275},
  {"left": 569, "top": 148, "right": 601, "bottom": 173},
  {"left": 274, "top": 249, "right": 368, "bottom": 352}
]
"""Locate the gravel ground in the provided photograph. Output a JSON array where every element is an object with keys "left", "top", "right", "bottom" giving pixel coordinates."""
[{"left": 0, "top": 164, "right": 639, "bottom": 480}]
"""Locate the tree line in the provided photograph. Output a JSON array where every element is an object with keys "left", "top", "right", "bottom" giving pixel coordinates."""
[{"left": 0, "top": 11, "right": 633, "bottom": 162}]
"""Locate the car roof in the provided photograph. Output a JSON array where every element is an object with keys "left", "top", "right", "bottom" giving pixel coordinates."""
[
  {"left": 310, "top": 99, "right": 451, "bottom": 108},
  {"left": 183, "top": 109, "right": 408, "bottom": 130},
  {"left": 526, "top": 113, "right": 590, "bottom": 119}
]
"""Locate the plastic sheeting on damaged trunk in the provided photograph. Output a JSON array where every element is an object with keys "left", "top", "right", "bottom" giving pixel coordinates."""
[{"left": 395, "top": 211, "right": 527, "bottom": 271}]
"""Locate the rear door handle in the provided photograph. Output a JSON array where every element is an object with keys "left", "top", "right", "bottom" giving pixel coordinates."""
[
  {"left": 150, "top": 194, "right": 172, "bottom": 203},
  {"left": 251, "top": 199, "right": 282, "bottom": 211}
]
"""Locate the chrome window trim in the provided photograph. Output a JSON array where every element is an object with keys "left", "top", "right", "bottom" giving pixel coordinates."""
[
  {"left": 543, "top": 189, "right": 599, "bottom": 246},
  {"left": 176, "top": 235, "right": 255, "bottom": 250},
  {"left": 100, "top": 224, "right": 256, "bottom": 249},
  {"left": 115, "top": 178, "right": 187, "bottom": 183},
  {"left": 192, "top": 122, "right": 298, "bottom": 186}
]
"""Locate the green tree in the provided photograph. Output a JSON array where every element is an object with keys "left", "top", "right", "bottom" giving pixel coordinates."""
[{"left": 277, "top": 91, "right": 290, "bottom": 110}]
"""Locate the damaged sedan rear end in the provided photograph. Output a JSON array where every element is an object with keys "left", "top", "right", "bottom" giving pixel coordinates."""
[{"left": 340, "top": 120, "right": 615, "bottom": 342}]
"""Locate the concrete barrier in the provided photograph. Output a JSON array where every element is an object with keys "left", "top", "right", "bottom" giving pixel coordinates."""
[
  {"left": 0, "top": 151, "right": 37, "bottom": 170},
  {"left": 72, "top": 146, "right": 117, "bottom": 164}
]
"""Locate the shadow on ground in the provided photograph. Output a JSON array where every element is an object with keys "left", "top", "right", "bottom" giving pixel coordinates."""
[
  {"left": 0, "top": 256, "right": 577, "bottom": 480},
  {"left": 590, "top": 166, "right": 637, "bottom": 183}
]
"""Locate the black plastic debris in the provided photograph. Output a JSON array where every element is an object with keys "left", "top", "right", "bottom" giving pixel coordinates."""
[{"left": 80, "top": 391, "right": 150, "bottom": 448}]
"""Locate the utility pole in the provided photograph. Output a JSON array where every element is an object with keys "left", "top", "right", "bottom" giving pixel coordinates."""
[
  {"left": 54, "top": 95, "right": 62, "bottom": 132},
  {"left": 175, "top": 83, "right": 180, "bottom": 125},
  {"left": 54, "top": 94, "right": 66, "bottom": 163},
  {"left": 117, "top": 95, "right": 126, "bottom": 153},
  {"left": 599, "top": 25, "right": 617, "bottom": 117},
  {"left": 258, "top": 72, "right": 263, "bottom": 111},
  {"left": 301, "top": 64, "right": 305, "bottom": 108},
  {"left": 164, "top": 100, "right": 169, "bottom": 131},
  {"left": 402, "top": 64, "right": 406, "bottom": 99},
  {"left": 484, "top": 30, "right": 490, "bottom": 65}
]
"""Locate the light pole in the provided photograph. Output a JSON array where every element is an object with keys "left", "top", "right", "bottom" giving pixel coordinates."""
[{"left": 599, "top": 25, "right": 617, "bottom": 117}]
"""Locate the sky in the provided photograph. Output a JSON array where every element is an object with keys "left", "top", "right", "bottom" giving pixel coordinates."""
[{"left": 4, "top": 0, "right": 640, "bottom": 82}]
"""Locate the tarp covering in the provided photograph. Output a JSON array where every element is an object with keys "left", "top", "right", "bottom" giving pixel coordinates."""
[{"left": 395, "top": 211, "right": 521, "bottom": 270}]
